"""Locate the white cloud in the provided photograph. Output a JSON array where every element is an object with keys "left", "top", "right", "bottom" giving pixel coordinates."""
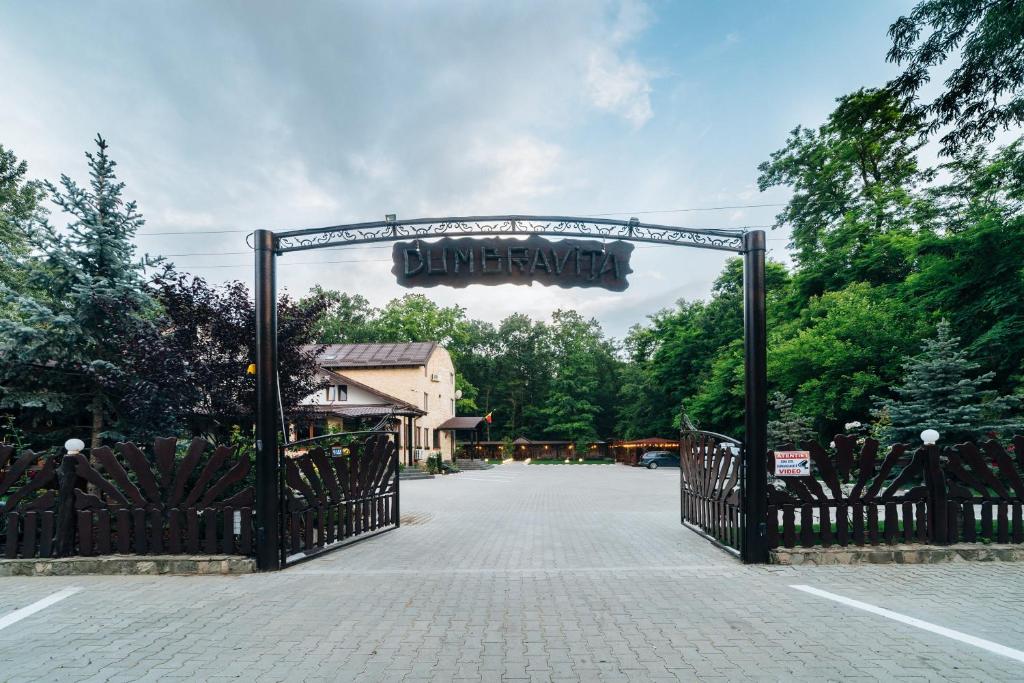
[
  {"left": 585, "top": 50, "right": 653, "bottom": 128},
  {"left": 582, "top": 0, "right": 654, "bottom": 128},
  {"left": 465, "top": 135, "right": 564, "bottom": 207}
]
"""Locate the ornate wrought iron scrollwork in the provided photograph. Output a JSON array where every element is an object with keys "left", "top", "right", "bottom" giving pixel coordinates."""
[{"left": 273, "top": 215, "right": 745, "bottom": 253}]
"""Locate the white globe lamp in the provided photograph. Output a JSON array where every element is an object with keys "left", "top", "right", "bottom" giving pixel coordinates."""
[
  {"left": 920, "top": 429, "right": 940, "bottom": 446},
  {"left": 64, "top": 438, "right": 85, "bottom": 454}
]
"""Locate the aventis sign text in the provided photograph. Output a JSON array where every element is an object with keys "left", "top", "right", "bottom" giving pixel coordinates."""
[{"left": 392, "top": 236, "right": 633, "bottom": 291}]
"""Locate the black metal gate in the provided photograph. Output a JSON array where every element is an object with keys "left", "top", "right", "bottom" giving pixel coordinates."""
[
  {"left": 279, "top": 430, "right": 399, "bottom": 567},
  {"left": 680, "top": 431, "right": 744, "bottom": 555},
  {"left": 253, "top": 215, "right": 770, "bottom": 567}
]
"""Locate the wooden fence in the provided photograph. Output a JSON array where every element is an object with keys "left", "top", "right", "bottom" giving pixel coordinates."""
[
  {"left": 281, "top": 432, "right": 398, "bottom": 564},
  {"left": 1, "top": 438, "right": 253, "bottom": 559},
  {"left": 767, "top": 434, "right": 1024, "bottom": 549},
  {"left": 680, "top": 434, "right": 742, "bottom": 552}
]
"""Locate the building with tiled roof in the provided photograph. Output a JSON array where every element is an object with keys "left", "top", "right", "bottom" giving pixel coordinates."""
[{"left": 298, "top": 342, "right": 466, "bottom": 465}]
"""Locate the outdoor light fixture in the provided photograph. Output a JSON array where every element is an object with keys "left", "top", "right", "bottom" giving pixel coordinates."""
[
  {"left": 921, "top": 429, "right": 940, "bottom": 445},
  {"left": 64, "top": 438, "right": 85, "bottom": 455},
  {"left": 454, "top": 389, "right": 463, "bottom": 399}
]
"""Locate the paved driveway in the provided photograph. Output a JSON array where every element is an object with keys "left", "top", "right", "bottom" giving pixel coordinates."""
[{"left": 2, "top": 463, "right": 1023, "bottom": 681}]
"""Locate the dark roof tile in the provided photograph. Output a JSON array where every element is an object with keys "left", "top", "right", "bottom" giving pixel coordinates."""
[{"left": 307, "top": 342, "right": 438, "bottom": 368}]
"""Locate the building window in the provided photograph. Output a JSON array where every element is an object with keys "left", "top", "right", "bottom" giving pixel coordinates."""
[
  {"left": 451, "top": 399, "right": 455, "bottom": 414},
  {"left": 423, "top": 392, "right": 428, "bottom": 410},
  {"left": 433, "top": 429, "right": 440, "bottom": 449},
  {"left": 325, "top": 385, "right": 347, "bottom": 402}
]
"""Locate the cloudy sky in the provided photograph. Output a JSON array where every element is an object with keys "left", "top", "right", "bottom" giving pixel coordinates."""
[{"left": 1, "top": 0, "right": 914, "bottom": 338}]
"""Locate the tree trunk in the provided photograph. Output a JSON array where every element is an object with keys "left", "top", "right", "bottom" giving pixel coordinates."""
[
  {"left": 90, "top": 396, "right": 103, "bottom": 453},
  {"left": 88, "top": 396, "right": 103, "bottom": 495}
]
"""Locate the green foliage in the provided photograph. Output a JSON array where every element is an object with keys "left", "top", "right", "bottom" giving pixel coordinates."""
[
  {"left": 758, "top": 88, "right": 933, "bottom": 300},
  {"left": 769, "top": 283, "right": 925, "bottom": 433},
  {"left": 541, "top": 310, "right": 617, "bottom": 448},
  {"left": 767, "top": 392, "right": 815, "bottom": 449},
  {"left": 619, "top": 258, "right": 789, "bottom": 439},
  {"left": 876, "top": 320, "right": 1022, "bottom": 445},
  {"left": 905, "top": 141, "right": 1024, "bottom": 392},
  {"left": 0, "top": 136, "right": 187, "bottom": 447},
  {"left": 0, "top": 145, "right": 46, "bottom": 289},
  {"left": 888, "top": 0, "right": 1024, "bottom": 156}
]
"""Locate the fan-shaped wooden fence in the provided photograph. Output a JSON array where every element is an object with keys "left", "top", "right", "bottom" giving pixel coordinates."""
[
  {"left": 0, "top": 438, "right": 253, "bottom": 559},
  {"left": 767, "top": 435, "right": 1024, "bottom": 548},
  {"left": 282, "top": 432, "right": 398, "bottom": 565},
  {"left": 680, "top": 434, "right": 742, "bottom": 551}
]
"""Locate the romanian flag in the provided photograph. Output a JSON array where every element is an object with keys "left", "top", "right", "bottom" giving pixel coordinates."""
[{"left": 484, "top": 411, "right": 493, "bottom": 423}]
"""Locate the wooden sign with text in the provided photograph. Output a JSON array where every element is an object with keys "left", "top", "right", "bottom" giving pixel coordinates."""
[{"left": 392, "top": 236, "right": 633, "bottom": 291}]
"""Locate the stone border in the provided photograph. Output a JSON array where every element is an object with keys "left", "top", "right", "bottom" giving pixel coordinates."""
[
  {"left": 771, "top": 543, "right": 1024, "bottom": 565},
  {"left": 0, "top": 555, "right": 256, "bottom": 576}
]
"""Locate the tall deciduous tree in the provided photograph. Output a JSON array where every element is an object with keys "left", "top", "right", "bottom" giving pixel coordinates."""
[
  {"left": 541, "top": 310, "right": 617, "bottom": 448},
  {"left": 758, "top": 88, "right": 932, "bottom": 299},
  {"left": 888, "top": 0, "right": 1024, "bottom": 156},
  {"left": 906, "top": 140, "right": 1024, "bottom": 393}
]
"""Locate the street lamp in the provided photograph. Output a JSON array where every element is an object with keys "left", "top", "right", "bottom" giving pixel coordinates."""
[
  {"left": 920, "top": 429, "right": 940, "bottom": 446},
  {"left": 64, "top": 438, "right": 85, "bottom": 455}
]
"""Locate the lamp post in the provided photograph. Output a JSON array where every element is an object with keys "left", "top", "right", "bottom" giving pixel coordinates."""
[{"left": 920, "top": 429, "right": 940, "bottom": 445}]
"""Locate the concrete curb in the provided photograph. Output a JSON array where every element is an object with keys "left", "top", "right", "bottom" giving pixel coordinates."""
[
  {"left": 0, "top": 555, "right": 257, "bottom": 576},
  {"left": 771, "top": 543, "right": 1024, "bottom": 565}
]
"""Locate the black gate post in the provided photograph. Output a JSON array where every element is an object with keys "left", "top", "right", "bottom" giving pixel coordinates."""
[
  {"left": 254, "top": 229, "right": 281, "bottom": 571},
  {"left": 741, "top": 230, "right": 769, "bottom": 564}
]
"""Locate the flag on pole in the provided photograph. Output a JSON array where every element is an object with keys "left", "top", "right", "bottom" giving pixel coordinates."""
[{"left": 484, "top": 411, "right": 493, "bottom": 423}]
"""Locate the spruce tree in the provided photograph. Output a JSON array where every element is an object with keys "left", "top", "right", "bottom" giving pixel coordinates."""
[
  {"left": 0, "top": 145, "right": 46, "bottom": 289},
  {"left": 876, "top": 320, "right": 1022, "bottom": 445},
  {"left": 767, "top": 391, "right": 815, "bottom": 448},
  {"left": 0, "top": 136, "right": 184, "bottom": 448}
]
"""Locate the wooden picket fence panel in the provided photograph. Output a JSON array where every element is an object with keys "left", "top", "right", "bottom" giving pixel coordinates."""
[
  {"left": 767, "top": 434, "right": 1024, "bottom": 549},
  {"left": 1, "top": 438, "right": 254, "bottom": 559},
  {"left": 282, "top": 432, "right": 399, "bottom": 564}
]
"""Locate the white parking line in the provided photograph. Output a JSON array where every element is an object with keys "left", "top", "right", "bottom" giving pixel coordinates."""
[
  {"left": 0, "top": 586, "right": 82, "bottom": 631},
  {"left": 791, "top": 584, "right": 1024, "bottom": 664}
]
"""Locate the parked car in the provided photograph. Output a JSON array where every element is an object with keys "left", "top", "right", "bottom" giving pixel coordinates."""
[{"left": 639, "top": 450, "right": 679, "bottom": 469}]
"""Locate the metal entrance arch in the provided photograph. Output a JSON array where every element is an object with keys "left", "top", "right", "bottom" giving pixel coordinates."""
[{"left": 252, "top": 215, "right": 768, "bottom": 568}]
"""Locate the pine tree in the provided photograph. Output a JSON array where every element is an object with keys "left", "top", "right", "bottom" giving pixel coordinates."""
[
  {"left": 876, "top": 320, "right": 1022, "bottom": 445},
  {"left": 0, "top": 136, "right": 185, "bottom": 448},
  {"left": 767, "top": 392, "right": 815, "bottom": 448},
  {"left": 0, "top": 145, "right": 46, "bottom": 289}
]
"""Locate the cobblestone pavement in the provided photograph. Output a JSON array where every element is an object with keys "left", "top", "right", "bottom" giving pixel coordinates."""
[{"left": 2, "top": 463, "right": 1024, "bottom": 681}]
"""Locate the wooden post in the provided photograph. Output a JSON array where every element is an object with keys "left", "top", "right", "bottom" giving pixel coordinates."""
[
  {"left": 54, "top": 452, "right": 78, "bottom": 557},
  {"left": 924, "top": 444, "right": 948, "bottom": 544}
]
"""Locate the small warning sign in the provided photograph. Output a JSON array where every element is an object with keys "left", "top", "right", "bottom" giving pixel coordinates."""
[{"left": 774, "top": 451, "right": 810, "bottom": 477}]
